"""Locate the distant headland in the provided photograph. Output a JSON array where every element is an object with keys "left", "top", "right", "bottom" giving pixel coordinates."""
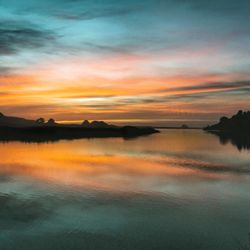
[
  {"left": 204, "top": 110, "right": 250, "bottom": 150},
  {"left": 204, "top": 110, "right": 250, "bottom": 132},
  {"left": 0, "top": 113, "right": 159, "bottom": 142}
]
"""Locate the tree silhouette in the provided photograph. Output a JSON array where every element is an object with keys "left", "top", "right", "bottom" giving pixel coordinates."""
[
  {"left": 47, "top": 118, "right": 56, "bottom": 125},
  {"left": 35, "top": 118, "right": 45, "bottom": 124}
]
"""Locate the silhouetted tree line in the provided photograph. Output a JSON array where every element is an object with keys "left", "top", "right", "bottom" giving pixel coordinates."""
[
  {"left": 204, "top": 110, "right": 250, "bottom": 131},
  {"left": 205, "top": 110, "right": 250, "bottom": 151},
  {"left": 0, "top": 112, "right": 158, "bottom": 142},
  {"left": 0, "top": 112, "right": 115, "bottom": 128}
]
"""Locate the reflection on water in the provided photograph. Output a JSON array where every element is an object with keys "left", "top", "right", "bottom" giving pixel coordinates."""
[
  {"left": 207, "top": 130, "right": 250, "bottom": 151},
  {"left": 0, "top": 130, "right": 250, "bottom": 250}
]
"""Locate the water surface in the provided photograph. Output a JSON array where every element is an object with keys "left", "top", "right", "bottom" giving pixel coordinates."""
[{"left": 0, "top": 130, "right": 250, "bottom": 249}]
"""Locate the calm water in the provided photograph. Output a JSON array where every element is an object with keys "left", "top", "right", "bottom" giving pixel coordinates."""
[{"left": 0, "top": 129, "right": 250, "bottom": 250}]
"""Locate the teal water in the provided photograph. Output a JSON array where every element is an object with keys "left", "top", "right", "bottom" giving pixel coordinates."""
[{"left": 0, "top": 129, "right": 249, "bottom": 249}]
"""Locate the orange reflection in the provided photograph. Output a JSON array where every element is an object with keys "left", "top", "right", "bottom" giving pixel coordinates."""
[{"left": 0, "top": 135, "right": 238, "bottom": 193}]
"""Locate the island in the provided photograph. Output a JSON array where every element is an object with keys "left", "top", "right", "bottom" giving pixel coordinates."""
[
  {"left": 204, "top": 110, "right": 250, "bottom": 150},
  {"left": 0, "top": 113, "right": 159, "bottom": 142}
]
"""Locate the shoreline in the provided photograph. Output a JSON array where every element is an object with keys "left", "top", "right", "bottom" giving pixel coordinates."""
[{"left": 0, "top": 126, "right": 159, "bottom": 143}]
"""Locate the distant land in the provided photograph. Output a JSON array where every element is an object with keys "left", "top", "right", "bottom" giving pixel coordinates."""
[
  {"left": 204, "top": 110, "right": 250, "bottom": 132},
  {"left": 156, "top": 124, "right": 201, "bottom": 129},
  {"left": 0, "top": 113, "right": 159, "bottom": 142},
  {"left": 0, "top": 112, "right": 115, "bottom": 128},
  {"left": 204, "top": 110, "right": 250, "bottom": 150}
]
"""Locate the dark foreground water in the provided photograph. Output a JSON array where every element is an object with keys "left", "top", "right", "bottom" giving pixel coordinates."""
[{"left": 0, "top": 129, "right": 250, "bottom": 250}]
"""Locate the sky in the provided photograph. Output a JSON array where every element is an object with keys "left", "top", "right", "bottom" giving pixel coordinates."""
[{"left": 0, "top": 0, "right": 250, "bottom": 126}]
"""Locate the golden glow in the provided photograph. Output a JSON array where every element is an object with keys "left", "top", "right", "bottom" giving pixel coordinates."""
[
  {"left": 0, "top": 131, "right": 239, "bottom": 192},
  {"left": 1, "top": 53, "right": 249, "bottom": 125}
]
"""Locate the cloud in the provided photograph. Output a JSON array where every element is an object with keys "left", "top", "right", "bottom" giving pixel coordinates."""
[
  {"left": 0, "top": 21, "right": 55, "bottom": 56},
  {"left": 10, "top": 0, "right": 141, "bottom": 22},
  {"left": 81, "top": 42, "right": 131, "bottom": 55},
  {"left": 55, "top": 5, "right": 142, "bottom": 21},
  {"left": 164, "top": 80, "right": 250, "bottom": 93},
  {"left": 0, "top": 66, "right": 14, "bottom": 76},
  {"left": 178, "top": 0, "right": 250, "bottom": 15},
  {"left": 101, "top": 80, "right": 250, "bottom": 107}
]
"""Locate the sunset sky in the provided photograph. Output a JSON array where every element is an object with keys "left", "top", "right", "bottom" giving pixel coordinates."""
[{"left": 1, "top": 0, "right": 250, "bottom": 126}]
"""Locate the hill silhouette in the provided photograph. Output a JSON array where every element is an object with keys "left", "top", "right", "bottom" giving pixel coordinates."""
[
  {"left": 204, "top": 110, "right": 250, "bottom": 132},
  {"left": 0, "top": 113, "right": 158, "bottom": 142},
  {"left": 204, "top": 110, "right": 250, "bottom": 150},
  {"left": 0, "top": 112, "right": 36, "bottom": 127}
]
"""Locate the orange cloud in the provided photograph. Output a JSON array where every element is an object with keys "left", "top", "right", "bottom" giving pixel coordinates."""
[{"left": 1, "top": 53, "right": 250, "bottom": 126}]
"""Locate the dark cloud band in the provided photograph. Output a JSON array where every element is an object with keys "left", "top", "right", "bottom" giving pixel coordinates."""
[{"left": 0, "top": 21, "right": 55, "bottom": 56}]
